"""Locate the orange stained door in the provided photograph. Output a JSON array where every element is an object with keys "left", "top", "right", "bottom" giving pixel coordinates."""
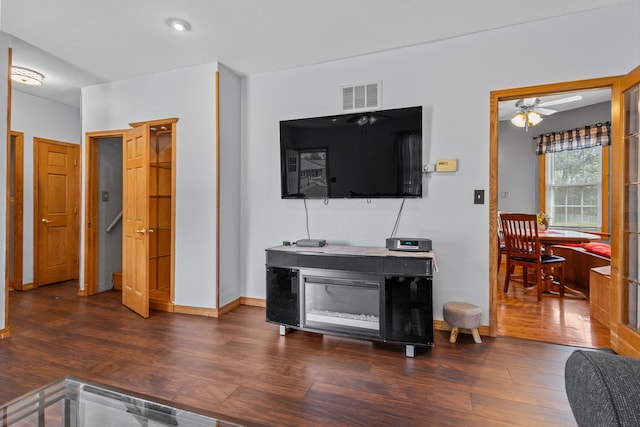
[
  {"left": 122, "top": 125, "right": 150, "bottom": 318},
  {"left": 35, "top": 139, "right": 80, "bottom": 286},
  {"left": 9, "top": 131, "right": 24, "bottom": 290}
]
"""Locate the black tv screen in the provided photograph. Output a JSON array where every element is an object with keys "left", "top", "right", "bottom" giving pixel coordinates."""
[{"left": 280, "top": 106, "right": 422, "bottom": 199}]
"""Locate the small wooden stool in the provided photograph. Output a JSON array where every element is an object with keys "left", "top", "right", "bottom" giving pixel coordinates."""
[{"left": 443, "top": 301, "right": 482, "bottom": 344}]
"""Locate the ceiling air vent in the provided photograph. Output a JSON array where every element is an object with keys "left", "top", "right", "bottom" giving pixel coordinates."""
[{"left": 340, "top": 81, "right": 382, "bottom": 113}]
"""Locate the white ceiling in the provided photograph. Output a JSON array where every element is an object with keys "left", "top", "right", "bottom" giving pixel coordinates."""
[{"left": 1, "top": 0, "right": 627, "bottom": 107}]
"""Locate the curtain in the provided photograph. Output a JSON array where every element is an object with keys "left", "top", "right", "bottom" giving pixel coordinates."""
[
  {"left": 394, "top": 132, "right": 421, "bottom": 196},
  {"left": 535, "top": 121, "right": 611, "bottom": 155}
]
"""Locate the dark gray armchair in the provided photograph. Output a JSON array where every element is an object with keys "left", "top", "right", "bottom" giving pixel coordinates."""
[{"left": 565, "top": 349, "right": 640, "bottom": 426}]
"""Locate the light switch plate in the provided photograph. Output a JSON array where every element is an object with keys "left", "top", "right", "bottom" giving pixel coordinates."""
[{"left": 474, "top": 189, "right": 484, "bottom": 204}]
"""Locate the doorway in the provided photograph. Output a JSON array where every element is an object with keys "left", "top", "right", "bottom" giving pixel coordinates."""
[
  {"left": 85, "top": 119, "right": 177, "bottom": 318},
  {"left": 489, "top": 77, "right": 618, "bottom": 346},
  {"left": 84, "top": 131, "right": 125, "bottom": 296}
]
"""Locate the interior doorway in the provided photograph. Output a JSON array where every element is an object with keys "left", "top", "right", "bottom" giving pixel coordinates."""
[
  {"left": 84, "top": 131, "right": 125, "bottom": 296},
  {"left": 489, "top": 77, "right": 618, "bottom": 346},
  {"left": 85, "top": 119, "right": 177, "bottom": 317}
]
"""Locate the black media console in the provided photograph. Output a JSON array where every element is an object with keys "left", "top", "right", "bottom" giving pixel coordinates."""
[{"left": 265, "top": 245, "right": 435, "bottom": 357}]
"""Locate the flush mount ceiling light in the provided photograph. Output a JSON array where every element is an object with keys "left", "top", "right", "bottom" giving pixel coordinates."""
[
  {"left": 11, "top": 66, "right": 44, "bottom": 86},
  {"left": 166, "top": 18, "right": 191, "bottom": 32}
]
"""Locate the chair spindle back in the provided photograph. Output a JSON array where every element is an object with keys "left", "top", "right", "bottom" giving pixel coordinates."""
[{"left": 500, "top": 213, "right": 541, "bottom": 262}]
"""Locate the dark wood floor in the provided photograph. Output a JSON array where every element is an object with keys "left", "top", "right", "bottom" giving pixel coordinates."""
[{"left": 0, "top": 281, "right": 587, "bottom": 426}]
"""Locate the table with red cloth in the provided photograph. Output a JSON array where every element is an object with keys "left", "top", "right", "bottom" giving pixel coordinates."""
[{"left": 538, "top": 229, "right": 604, "bottom": 298}]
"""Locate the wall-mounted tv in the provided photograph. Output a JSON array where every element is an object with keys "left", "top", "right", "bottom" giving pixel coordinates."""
[{"left": 280, "top": 106, "right": 422, "bottom": 199}]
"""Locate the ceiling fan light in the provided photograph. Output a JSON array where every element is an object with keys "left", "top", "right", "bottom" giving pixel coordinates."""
[
  {"left": 10, "top": 66, "right": 44, "bottom": 86},
  {"left": 357, "top": 116, "right": 369, "bottom": 126},
  {"left": 368, "top": 116, "right": 377, "bottom": 124},
  {"left": 510, "top": 113, "right": 527, "bottom": 127},
  {"left": 527, "top": 111, "right": 543, "bottom": 125}
]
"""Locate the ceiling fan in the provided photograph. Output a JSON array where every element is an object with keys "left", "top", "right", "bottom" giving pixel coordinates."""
[
  {"left": 347, "top": 111, "right": 389, "bottom": 126},
  {"left": 510, "top": 94, "right": 582, "bottom": 131}
]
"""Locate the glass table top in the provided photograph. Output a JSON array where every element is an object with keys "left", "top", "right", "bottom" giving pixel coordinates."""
[{"left": 1, "top": 376, "right": 252, "bottom": 426}]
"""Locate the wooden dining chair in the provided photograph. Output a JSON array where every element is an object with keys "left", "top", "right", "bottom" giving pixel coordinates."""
[
  {"left": 500, "top": 213, "right": 566, "bottom": 301},
  {"left": 497, "top": 211, "right": 512, "bottom": 273},
  {"left": 497, "top": 212, "right": 506, "bottom": 272},
  {"left": 498, "top": 211, "right": 524, "bottom": 279}
]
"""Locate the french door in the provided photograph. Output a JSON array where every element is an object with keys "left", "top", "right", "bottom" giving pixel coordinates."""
[{"left": 612, "top": 65, "right": 640, "bottom": 356}]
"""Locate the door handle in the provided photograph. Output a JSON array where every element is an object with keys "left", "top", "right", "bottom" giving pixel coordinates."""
[
  {"left": 41, "top": 218, "right": 55, "bottom": 224},
  {"left": 135, "top": 228, "right": 155, "bottom": 234}
]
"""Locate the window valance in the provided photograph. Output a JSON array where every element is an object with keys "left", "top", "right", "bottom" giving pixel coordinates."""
[{"left": 535, "top": 121, "right": 611, "bottom": 155}]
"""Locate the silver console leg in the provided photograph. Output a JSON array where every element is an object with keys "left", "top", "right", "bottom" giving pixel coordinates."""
[
  {"left": 405, "top": 345, "right": 415, "bottom": 358},
  {"left": 279, "top": 325, "right": 288, "bottom": 336}
]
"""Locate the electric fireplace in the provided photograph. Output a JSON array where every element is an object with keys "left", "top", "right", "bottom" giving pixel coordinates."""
[
  {"left": 266, "top": 244, "right": 435, "bottom": 357},
  {"left": 302, "top": 270, "right": 383, "bottom": 338}
]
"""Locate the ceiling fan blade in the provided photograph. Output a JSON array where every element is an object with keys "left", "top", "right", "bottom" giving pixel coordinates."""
[
  {"left": 538, "top": 95, "right": 582, "bottom": 108},
  {"left": 498, "top": 108, "right": 516, "bottom": 120},
  {"left": 497, "top": 103, "right": 512, "bottom": 116},
  {"left": 346, "top": 115, "right": 361, "bottom": 123},
  {"left": 534, "top": 107, "right": 557, "bottom": 116}
]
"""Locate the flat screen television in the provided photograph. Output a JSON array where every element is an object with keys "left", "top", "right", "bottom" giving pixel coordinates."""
[{"left": 280, "top": 106, "right": 422, "bottom": 199}]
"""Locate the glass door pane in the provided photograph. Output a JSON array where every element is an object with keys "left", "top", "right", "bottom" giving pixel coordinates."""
[{"left": 623, "top": 83, "right": 640, "bottom": 331}]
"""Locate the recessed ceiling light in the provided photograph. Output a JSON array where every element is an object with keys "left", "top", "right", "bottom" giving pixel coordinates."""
[
  {"left": 166, "top": 18, "right": 191, "bottom": 32},
  {"left": 11, "top": 66, "right": 44, "bottom": 86}
]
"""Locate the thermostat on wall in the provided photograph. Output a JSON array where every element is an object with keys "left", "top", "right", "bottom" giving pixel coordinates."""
[{"left": 436, "top": 158, "right": 458, "bottom": 172}]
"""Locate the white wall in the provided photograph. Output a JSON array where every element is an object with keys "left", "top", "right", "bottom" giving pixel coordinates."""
[
  {"left": 218, "top": 64, "right": 242, "bottom": 307},
  {"left": 498, "top": 101, "right": 612, "bottom": 214},
  {"left": 10, "top": 90, "right": 81, "bottom": 285},
  {"left": 241, "top": 4, "right": 639, "bottom": 325},
  {"left": 81, "top": 62, "right": 219, "bottom": 309}
]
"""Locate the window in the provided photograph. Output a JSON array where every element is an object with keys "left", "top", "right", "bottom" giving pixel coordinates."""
[
  {"left": 540, "top": 145, "right": 609, "bottom": 233},
  {"left": 287, "top": 156, "right": 297, "bottom": 173},
  {"left": 537, "top": 122, "right": 610, "bottom": 235},
  {"left": 299, "top": 149, "right": 328, "bottom": 198},
  {"left": 544, "top": 147, "right": 603, "bottom": 230}
]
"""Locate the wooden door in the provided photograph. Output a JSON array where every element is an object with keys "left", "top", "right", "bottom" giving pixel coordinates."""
[
  {"left": 122, "top": 125, "right": 150, "bottom": 318},
  {"left": 35, "top": 139, "right": 80, "bottom": 286},
  {"left": 9, "top": 131, "right": 24, "bottom": 290},
  {"left": 611, "top": 65, "right": 640, "bottom": 356}
]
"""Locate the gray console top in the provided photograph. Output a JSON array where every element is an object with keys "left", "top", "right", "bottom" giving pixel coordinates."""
[
  {"left": 266, "top": 244, "right": 436, "bottom": 276},
  {"left": 268, "top": 244, "right": 435, "bottom": 259}
]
